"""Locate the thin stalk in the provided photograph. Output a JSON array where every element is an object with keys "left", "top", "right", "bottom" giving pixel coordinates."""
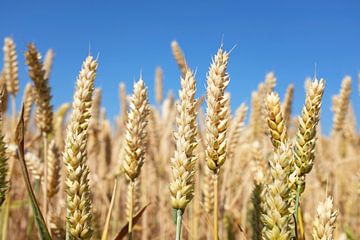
[
  {"left": 42, "top": 133, "right": 48, "bottom": 224},
  {"left": 213, "top": 173, "right": 219, "bottom": 240},
  {"left": 128, "top": 181, "right": 135, "bottom": 240},
  {"left": 175, "top": 209, "right": 182, "bottom": 240}
]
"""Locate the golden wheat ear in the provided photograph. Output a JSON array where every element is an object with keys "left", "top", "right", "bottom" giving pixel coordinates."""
[
  {"left": 122, "top": 77, "right": 149, "bottom": 240},
  {"left": 3, "top": 37, "right": 19, "bottom": 97},
  {"left": 63, "top": 56, "right": 98, "bottom": 240},
  {"left": 171, "top": 40, "right": 188, "bottom": 76},
  {"left": 312, "top": 197, "right": 338, "bottom": 240},
  {"left": 265, "top": 92, "right": 287, "bottom": 149}
]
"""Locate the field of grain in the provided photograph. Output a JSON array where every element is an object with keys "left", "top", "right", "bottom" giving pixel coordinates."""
[{"left": 0, "top": 37, "right": 359, "bottom": 240}]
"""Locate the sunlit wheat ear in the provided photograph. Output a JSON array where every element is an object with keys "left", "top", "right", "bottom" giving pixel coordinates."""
[
  {"left": 63, "top": 56, "right": 98, "bottom": 239},
  {"left": 22, "top": 83, "right": 34, "bottom": 131},
  {"left": 250, "top": 146, "right": 266, "bottom": 240},
  {"left": 294, "top": 78, "right": 325, "bottom": 192},
  {"left": 53, "top": 103, "right": 71, "bottom": 150},
  {"left": 332, "top": 76, "right": 351, "bottom": 133},
  {"left": 227, "top": 103, "right": 247, "bottom": 159},
  {"left": 3, "top": 37, "right": 19, "bottom": 97},
  {"left": 0, "top": 112, "right": 8, "bottom": 206},
  {"left": 119, "top": 82, "right": 128, "bottom": 125},
  {"left": 155, "top": 66, "right": 163, "bottom": 104},
  {"left": 171, "top": 40, "right": 188, "bottom": 76},
  {"left": 312, "top": 197, "right": 338, "bottom": 240},
  {"left": 205, "top": 46, "right": 230, "bottom": 172},
  {"left": 282, "top": 84, "right": 294, "bottom": 129},
  {"left": 47, "top": 140, "right": 61, "bottom": 199},
  {"left": 43, "top": 49, "right": 54, "bottom": 80},
  {"left": 122, "top": 79, "right": 149, "bottom": 181},
  {"left": 169, "top": 69, "right": 198, "bottom": 210},
  {"left": 262, "top": 143, "right": 293, "bottom": 240},
  {"left": 203, "top": 167, "right": 214, "bottom": 213},
  {"left": 122, "top": 78, "right": 149, "bottom": 239},
  {"left": 264, "top": 71, "right": 277, "bottom": 93},
  {"left": 250, "top": 91, "right": 263, "bottom": 141},
  {"left": 265, "top": 92, "right": 287, "bottom": 149},
  {"left": 25, "top": 43, "right": 53, "bottom": 134}
]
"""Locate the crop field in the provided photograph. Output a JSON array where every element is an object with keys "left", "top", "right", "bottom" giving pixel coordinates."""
[{"left": 0, "top": 37, "right": 359, "bottom": 240}]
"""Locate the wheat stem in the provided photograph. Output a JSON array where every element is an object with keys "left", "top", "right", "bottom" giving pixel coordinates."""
[
  {"left": 213, "top": 173, "right": 219, "bottom": 240},
  {"left": 128, "top": 181, "right": 135, "bottom": 240},
  {"left": 175, "top": 209, "right": 182, "bottom": 240}
]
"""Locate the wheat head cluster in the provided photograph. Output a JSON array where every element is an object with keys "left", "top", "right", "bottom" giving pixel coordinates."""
[{"left": 0, "top": 37, "right": 358, "bottom": 240}]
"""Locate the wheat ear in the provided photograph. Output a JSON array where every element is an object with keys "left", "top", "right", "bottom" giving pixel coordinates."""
[
  {"left": 3, "top": 37, "right": 19, "bottom": 97},
  {"left": 119, "top": 82, "right": 128, "bottom": 126},
  {"left": 332, "top": 76, "right": 351, "bottom": 133},
  {"left": 63, "top": 56, "right": 98, "bottom": 239},
  {"left": 22, "top": 83, "right": 34, "bottom": 132},
  {"left": 294, "top": 78, "right": 325, "bottom": 193},
  {"left": 262, "top": 143, "right": 293, "bottom": 240},
  {"left": 205, "top": 46, "right": 230, "bottom": 240},
  {"left": 171, "top": 40, "right": 188, "bottom": 76},
  {"left": 43, "top": 49, "right": 54, "bottom": 80},
  {"left": 169, "top": 69, "right": 198, "bottom": 240},
  {"left": 282, "top": 83, "right": 294, "bottom": 129},
  {"left": 25, "top": 43, "right": 53, "bottom": 135},
  {"left": 122, "top": 78, "right": 149, "bottom": 240},
  {"left": 312, "top": 197, "right": 338, "bottom": 240},
  {"left": 265, "top": 92, "right": 287, "bottom": 149},
  {"left": 155, "top": 66, "right": 163, "bottom": 104}
]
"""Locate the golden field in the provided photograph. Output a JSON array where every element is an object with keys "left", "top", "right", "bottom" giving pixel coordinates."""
[{"left": 0, "top": 37, "right": 358, "bottom": 240}]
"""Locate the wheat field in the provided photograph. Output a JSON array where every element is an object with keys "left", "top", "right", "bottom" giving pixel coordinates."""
[{"left": 0, "top": 37, "right": 359, "bottom": 240}]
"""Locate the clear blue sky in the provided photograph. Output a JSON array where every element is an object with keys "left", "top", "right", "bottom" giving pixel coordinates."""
[{"left": 1, "top": 1, "right": 359, "bottom": 133}]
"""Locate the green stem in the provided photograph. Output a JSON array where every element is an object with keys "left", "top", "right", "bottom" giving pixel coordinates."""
[{"left": 175, "top": 209, "right": 182, "bottom": 240}]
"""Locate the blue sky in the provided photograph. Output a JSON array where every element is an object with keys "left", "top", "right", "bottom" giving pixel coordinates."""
[{"left": 1, "top": 1, "right": 359, "bottom": 133}]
